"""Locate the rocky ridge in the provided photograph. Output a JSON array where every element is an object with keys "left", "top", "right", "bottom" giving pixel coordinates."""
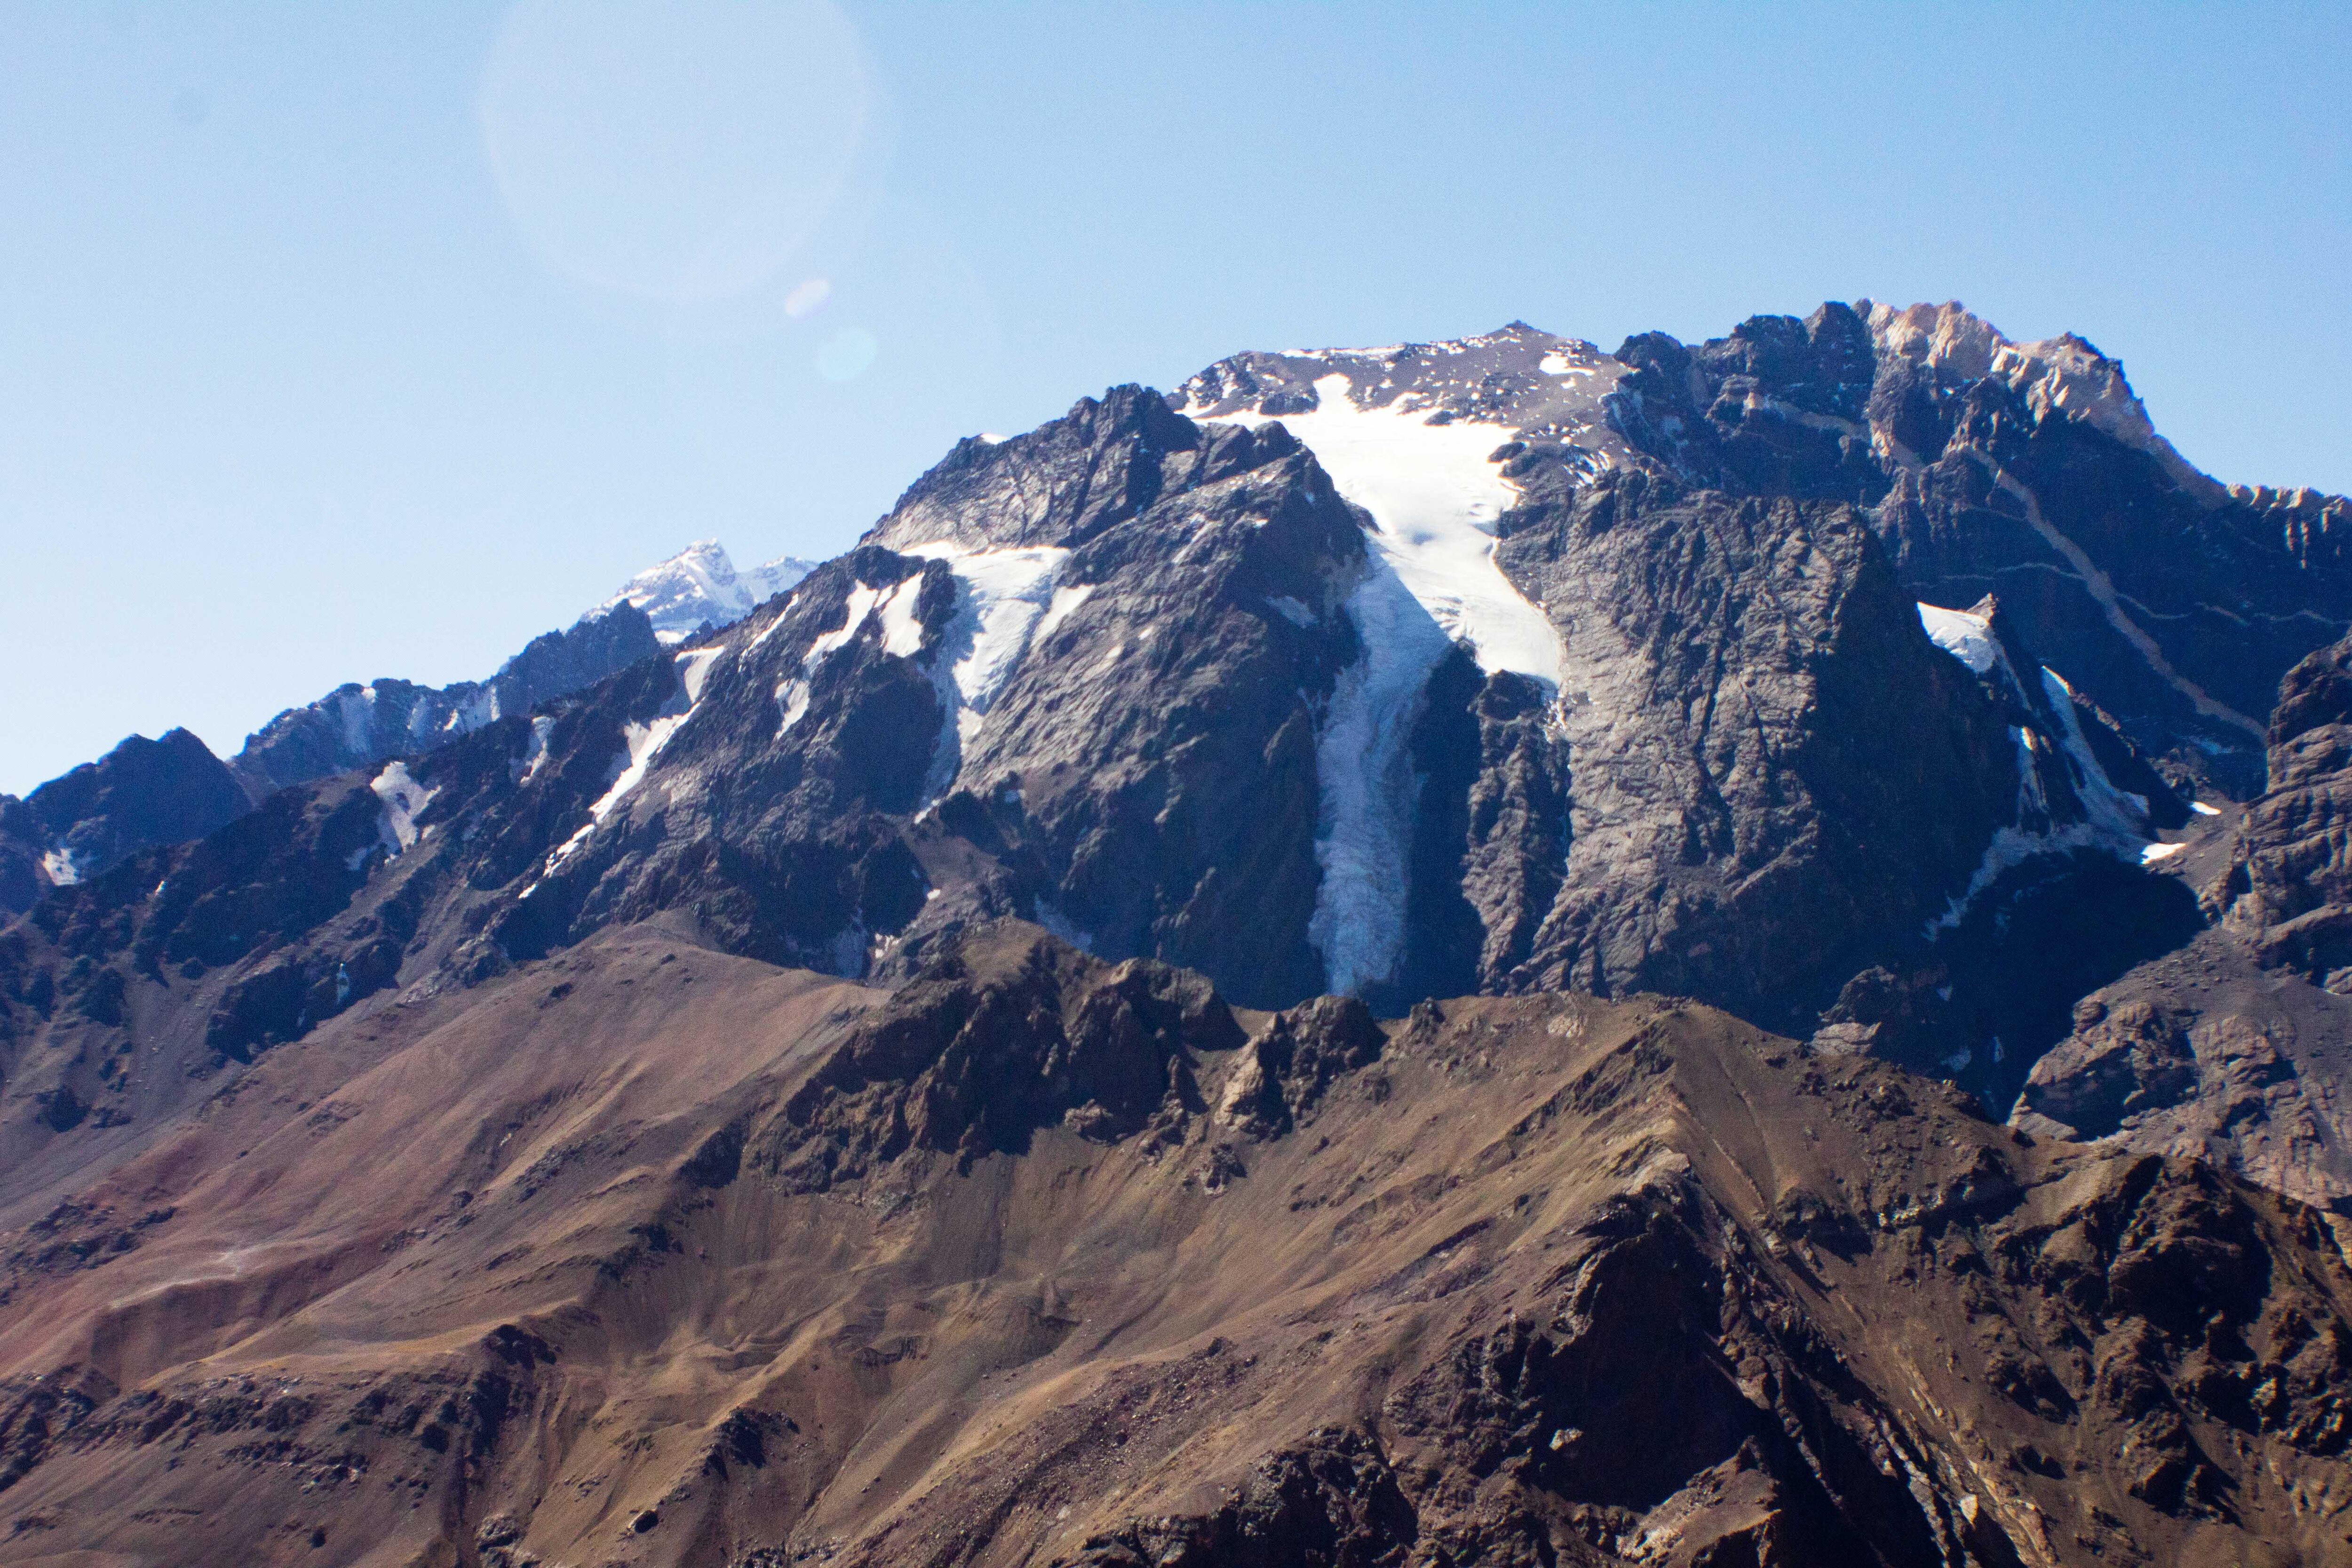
[
  {"left": 0, "top": 538, "right": 816, "bottom": 920},
  {"left": 0, "top": 923, "right": 2345, "bottom": 1566}
]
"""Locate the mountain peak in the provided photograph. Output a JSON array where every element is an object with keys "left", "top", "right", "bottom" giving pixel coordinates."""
[
  {"left": 1857, "top": 297, "right": 2225, "bottom": 502},
  {"left": 598, "top": 539, "right": 818, "bottom": 645}
]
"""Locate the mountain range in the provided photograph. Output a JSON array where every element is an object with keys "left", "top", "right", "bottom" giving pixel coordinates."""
[
  {"left": 0, "top": 541, "right": 814, "bottom": 918},
  {"left": 1, "top": 302, "right": 2351, "bottom": 1566}
]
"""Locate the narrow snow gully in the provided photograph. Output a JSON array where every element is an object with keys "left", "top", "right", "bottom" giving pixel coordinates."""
[
  {"left": 1915, "top": 600, "right": 2171, "bottom": 933},
  {"left": 899, "top": 541, "right": 1071, "bottom": 804},
  {"left": 535, "top": 645, "right": 727, "bottom": 886}
]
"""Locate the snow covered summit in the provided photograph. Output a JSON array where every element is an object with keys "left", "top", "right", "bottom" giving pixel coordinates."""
[{"left": 598, "top": 539, "right": 816, "bottom": 645}]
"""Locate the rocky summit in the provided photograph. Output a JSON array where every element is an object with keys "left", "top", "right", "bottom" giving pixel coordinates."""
[{"left": 1, "top": 302, "right": 2351, "bottom": 1566}]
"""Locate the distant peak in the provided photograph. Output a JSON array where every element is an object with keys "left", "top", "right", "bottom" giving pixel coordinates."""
[{"left": 596, "top": 540, "right": 815, "bottom": 645}]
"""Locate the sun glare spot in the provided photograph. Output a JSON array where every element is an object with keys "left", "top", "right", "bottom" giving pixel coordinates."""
[
  {"left": 479, "top": 0, "right": 874, "bottom": 302},
  {"left": 784, "top": 276, "right": 833, "bottom": 318}
]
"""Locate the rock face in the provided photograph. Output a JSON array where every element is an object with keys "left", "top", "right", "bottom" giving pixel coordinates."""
[
  {"left": 2013, "top": 631, "right": 2352, "bottom": 1209},
  {"left": 2217, "top": 632, "right": 2352, "bottom": 984},
  {"left": 0, "top": 923, "right": 2345, "bottom": 1567},
  {"left": 1849, "top": 301, "right": 2348, "bottom": 798},
  {"left": 0, "top": 729, "right": 249, "bottom": 919}
]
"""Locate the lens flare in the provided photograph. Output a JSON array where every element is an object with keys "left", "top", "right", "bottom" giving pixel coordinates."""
[
  {"left": 783, "top": 277, "right": 833, "bottom": 318},
  {"left": 480, "top": 0, "right": 873, "bottom": 302}
]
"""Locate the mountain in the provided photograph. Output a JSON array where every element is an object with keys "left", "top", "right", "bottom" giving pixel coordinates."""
[
  {"left": 5, "top": 303, "right": 2343, "bottom": 1157},
  {"left": 0, "top": 538, "right": 817, "bottom": 919},
  {"left": 0, "top": 302, "right": 2350, "bottom": 1564},
  {"left": 598, "top": 538, "right": 819, "bottom": 645}
]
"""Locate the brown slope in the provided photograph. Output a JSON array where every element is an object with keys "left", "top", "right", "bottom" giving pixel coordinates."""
[{"left": 0, "top": 924, "right": 2346, "bottom": 1567}]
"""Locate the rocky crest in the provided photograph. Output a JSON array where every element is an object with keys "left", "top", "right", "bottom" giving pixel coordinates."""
[
  {"left": 229, "top": 599, "right": 664, "bottom": 796},
  {"left": 0, "top": 924, "right": 2344, "bottom": 1565},
  {"left": 0, "top": 585, "right": 671, "bottom": 920}
]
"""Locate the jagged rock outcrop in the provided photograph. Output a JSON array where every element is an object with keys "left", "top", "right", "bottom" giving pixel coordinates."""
[
  {"left": 2013, "top": 933, "right": 2352, "bottom": 1209},
  {"left": 1597, "top": 299, "right": 2352, "bottom": 798},
  {"left": 2010, "top": 635, "right": 2352, "bottom": 1209},
  {"left": 1850, "top": 302, "right": 2347, "bottom": 797},
  {"left": 755, "top": 920, "right": 1243, "bottom": 1189}
]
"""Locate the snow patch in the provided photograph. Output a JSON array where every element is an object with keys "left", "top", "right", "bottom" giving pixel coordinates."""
[
  {"left": 747, "top": 592, "right": 803, "bottom": 651},
  {"left": 775, "top": 679, "right": 812, "bottom": 737},
  {"left": 879, "top": 575, "right": 929, "bottom": 657},
  {"left": 443, "top": 685, "right": 499, "bottom": 735},
  {"left": 775, "top": 577, "right": 923, "bottom": 736},
  {"left": 803, "top": 584, "right": 884, "bottom": 670},
  {"left": 542, "top": 647, "right": 720, "bottom": 878},
  {"left": 678, "top": 645, "right": 727, "bottom": 703},
  {"left": 900, "top": 542, "right": 1072, "bottom": 797},
  {"left": 1198, "top": 369, "right": 1568, "bottom": 995},
  {"left": 40, "top": 847, "right": 81, "bottom": 887},
  {"left": 338, "top": 686, "right": 378, "bottom": 757},
  {"left": 1037, "top": 583, "right": 1095, "bottom": 643},
  {"left": 1917, "top": 603, "right": 1998, "bottom": 675},
  {"left": 1930, "top": 674, "right": 2166, "bottom": 933},
  {"left": 1265, "top": 595, "right": 1317, "bottom": 628},
  {"left": 1918, "top": 601, "right": 2181, "bottom": 930},
  {"left": 2039, "top": 666, "right": 2150, "bottom": 838},
  {"left": 1930, "top": 823, "right": 2105, "bottom": 935},
  {"left": 515, "top": 715, "right": 557, "bottom": 784},
  {"left": 1204, "top": 373, "right": 1565, "bottom": 688},
  {"left": 2191, "top": 800, "right": 2222, "bottom": 817},
  {"left": 370, "top": 761, "right": 437, "bottom": 855}
]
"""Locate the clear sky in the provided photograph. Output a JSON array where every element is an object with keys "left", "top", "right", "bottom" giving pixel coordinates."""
[{"left": 3, "top": 0, "right": 2347, "bottom": 794}]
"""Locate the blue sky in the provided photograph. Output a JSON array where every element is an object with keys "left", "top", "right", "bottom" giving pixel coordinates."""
[{"left": 3, "top": 0, "right": 2347, "bottom": 794}]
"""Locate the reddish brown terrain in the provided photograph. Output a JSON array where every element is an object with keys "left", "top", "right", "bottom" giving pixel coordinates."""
[{"left": 0, "top": 922, "right": 2344, "bottom": 1566}]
